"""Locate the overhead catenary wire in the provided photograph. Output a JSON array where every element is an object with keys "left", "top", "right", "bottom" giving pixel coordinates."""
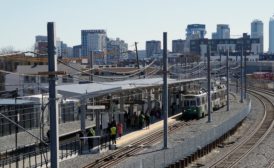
[
  {"left": 1, "top": 58, "right": 158, "bottom": 85},
  {"left": 57, "top": 58, "right": 157, "bottom": 80}
]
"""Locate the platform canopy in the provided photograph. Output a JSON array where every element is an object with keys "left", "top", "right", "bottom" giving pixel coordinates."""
[{"left": 56, "top": 77, "right": 206, "bottom": 99}]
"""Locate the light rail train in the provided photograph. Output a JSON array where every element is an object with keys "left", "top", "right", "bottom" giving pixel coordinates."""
[{"left": 182, "top": 83, "right": 227, "bottom": 119}]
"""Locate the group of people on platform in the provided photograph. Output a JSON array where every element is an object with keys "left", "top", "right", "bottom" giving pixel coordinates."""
[
  {"left": 83, "top": 107, "right": 162, "bottom": 147},
  {"left": 106, "top": 110, "right": 154, "bottom": 145},
  {"left": 124, "top": 109, "right": 161, "bottom": 131},
  {"left": 107, "top": 119, "right": 123, "bottom": 145}
]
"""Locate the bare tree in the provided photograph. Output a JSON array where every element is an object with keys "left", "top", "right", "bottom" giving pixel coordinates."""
[{"left": 0, "top": 46, "right": 15, "bottom": 54}]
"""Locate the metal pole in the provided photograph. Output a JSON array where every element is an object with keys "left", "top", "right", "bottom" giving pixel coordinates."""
[
  {"left": 47, "top": 22, "right": 59, "bottom": 168},
  {"left": 15, "top": 97, "right": 18, "bottom": 168},
  {"left": 89, "top": 51, "right": 93, "bottom": 82},
  {"left": 207, "top": 42, "right": 212, "bottom": 122},
  {"left": 41, "top": 92, "right": 44, "bottom": 140},
  {"left": 244, "top": 51, "right": 247, "bottom": 99},
  {"left": 219, "top": 49, "right": 221, "bottom": 81},
  {"left": 240, "top": 44, "right": 243, "bottom": 103},
  {"left": 15, "top": 98, "right": 17, "bottom": 150},
  {"left": 236, "top": 52, "right": 238, "bottom": 65},
  {"left": 236, "top": 77, "right": 239, "bottom": 93},
  {"left": 135, "top": 42, "right": 140, "bottom": 69},
  {"left": 163, "top": 32, "right": 168, "bottom": 149},
  {"left": 80, "top": 93, "right": 87, "bottom": 139},
  {"left": 226, "top": 49, "right": 229, "bottom": 111}
]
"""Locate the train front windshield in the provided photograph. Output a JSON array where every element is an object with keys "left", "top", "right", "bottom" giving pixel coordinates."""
[{"left": 184, "top": 100, "right": 196, "bottom": 107}]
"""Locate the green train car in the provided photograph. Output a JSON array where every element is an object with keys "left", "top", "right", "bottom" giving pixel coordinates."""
[{"left": 182, "top": 84, "right": 227, "bottom": 120}]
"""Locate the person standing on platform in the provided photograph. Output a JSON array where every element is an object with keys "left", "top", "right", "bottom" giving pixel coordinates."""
[
  {"left": 87, "top": 127, "right": 95, "bottom": 149},
  {"left": 139, "top": 112, "right": 145, "bottom": 129},
  {"left": 145, "top": 113, "right": 150, "bottom": 129},
  {"left": 46, "top": 130, "right": 50, "bottom": 142},
  {"left": 110, "top": 125, "right": 117, "bottom": 144},
  {"left": 117, "top": 122, "right": 123, "bottom": 138}
]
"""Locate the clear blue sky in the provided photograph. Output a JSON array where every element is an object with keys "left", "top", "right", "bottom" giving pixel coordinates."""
[{"left": 0, "top": 0, "right": 273, "bottom": 51}]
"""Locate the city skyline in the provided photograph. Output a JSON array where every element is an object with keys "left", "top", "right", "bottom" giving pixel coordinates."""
[{"left": 0, "top": 0, "right": 274, "bottom": 51}]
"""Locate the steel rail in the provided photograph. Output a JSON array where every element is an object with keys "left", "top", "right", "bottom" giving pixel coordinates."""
[
  {"left": 83, "top": 120, "right": 193, "bottom": 168},
  {"left": 210, "top": 89, "right": 274, "bottom": 168}
]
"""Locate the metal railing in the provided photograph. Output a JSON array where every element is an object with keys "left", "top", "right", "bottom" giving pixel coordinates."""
[{"left": 0, "top": 136, "right": 112, "bottom": 168}]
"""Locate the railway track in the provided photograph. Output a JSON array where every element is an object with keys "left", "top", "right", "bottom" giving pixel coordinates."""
[
  {"left": 209, "top": 89, "right": 274, "bottom": 168},
  {"left": 83, "top": 120, "right": 192, "bottom": 168}
]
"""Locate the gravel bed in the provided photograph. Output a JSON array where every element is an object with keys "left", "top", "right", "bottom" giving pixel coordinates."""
[
  {"left": 0, "top": 120, "right": 94, "bottom": 152},
  {"left": 111, "top": 95, "right": 248, "bottom": 168},
  {"left": 187, "top": 94, "right": 265, "bottom": 167},
  {"left": 235, "top": 93, "right": 274, "bottom": 168}
]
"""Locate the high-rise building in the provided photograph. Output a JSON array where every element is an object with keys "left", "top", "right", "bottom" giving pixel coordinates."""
[
  {"left": 212, "top": 32, "right": 218, "bottom": 39},
  {"left": 35, "top": 35, "right": 48, "bottom": 55},
  {"left": 146, "top": 40, "right": 161, "bottom": 57},
  {"left": 190, "top": 33, "right": 260, "bottom": 59},
  {"left": 185, "top": 24, "right": 206, "bottom": 52},
  {"left": 66, "top": 47, "right": 73, "bottom": 57},
  {"left": 81, "top": 30, "right": 107, "bottom": 57},
  {"left": 73, "top": 45, "right": 82, "bottom": 58},
  {"left": 269, "top": 15, "right": 274, "bottom": 53},
  {"left": 172, "top": 39, "right": 185, "bottom": 53},
  {"left": 212, "top": 24, "right": 230, "bottom": 39},
  {"left": 106, "top": 38, "right": 128, "bottom": 64},
  {"left": 186, "top": 24, "right": 206, "bottom": 39},
  {"left": 35, "top": 35, "right": 47, "bottom": 42},
  {"left": 34, "top": 35, "right": 63, "bottom": 57},
  {"left": 251, "top": 20, "right": 264, "bottom": 53}
]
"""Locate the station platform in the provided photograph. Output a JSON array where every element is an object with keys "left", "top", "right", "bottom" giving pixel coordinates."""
[
  {"left": 60, "top": 93, "right": 248, "bottom": 168},
  {"left": 116, "top": 113, "right": 181, "bottom": 147}
]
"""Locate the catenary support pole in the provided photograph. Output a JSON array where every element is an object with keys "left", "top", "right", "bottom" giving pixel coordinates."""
[
  {"left": 207, "top": 42, "right": 212, "bottom": 122},
  {"left": 219, "top": 49, "right": 221, "bottom": 81},
  {"left": 15, "top": 97, "right": 18, "bottom": 168},
  {"left": 240, "top": 44, "right": 244, "bottom": 103},
  {"left": 163, "top": 32, "right": 168, "bottom": 149},
  {"left": 244, "top": 50, "right": 247, "bottom": 99},
  {"left": 89, "top": 51, "right": 93, "bottom": 82},
  {"left": 47, "top": 22, "right": 59, "bottom": 168},
  {"left": 226, "top": 49, "right": 229, "bottom": 111},
  {"left": 135, "top": 42, "right": 140, "bottom": 69}
]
